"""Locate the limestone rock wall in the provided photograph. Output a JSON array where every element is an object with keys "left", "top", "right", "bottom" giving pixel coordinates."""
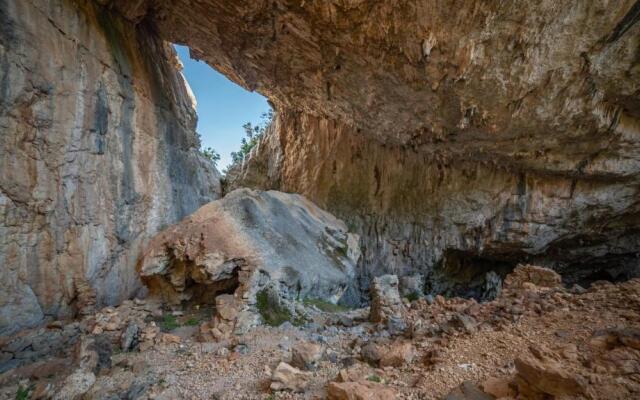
[
  {"left": 100, "top": 0, "right": 639, "bottom": 297},
  {"left": 229, "top": 111, "right": 640, "bottom": 302},
  {"left": 101, "top": 0, "right": 640, "bottom": 179},
  {"left": 0, "top": 0, "right": 220, "bottom": 334}
]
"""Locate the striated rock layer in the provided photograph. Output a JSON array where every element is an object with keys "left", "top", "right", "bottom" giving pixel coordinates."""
[
  {"left": 1, "top": 0, "right": 639, "bottom": 329},
  {"left": 0, "top": 0, "right": 220, "bottom": 334},
  {"left": 95, "top": 0, "right": 640, "bottom": 298},
  {"left": 101, "top": 0, "right": 640, "bottom": 177},
  {"left": 229, "top": 111, "right": 640, "bottom": 301}
]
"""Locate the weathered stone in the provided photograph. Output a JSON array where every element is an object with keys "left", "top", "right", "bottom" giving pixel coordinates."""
[
  {"left": 360, "top": 342, "right": 383, "bottom": 366},
  {"left": 370, "top": 275, "right": 405, "bottom": 324},
  {"left": 591, "top": 328, "right": 640, "bottom": 350},
  {"left": 270, "top": 362, "right": 310, "bottom": 392},
  {"left": 503, "top": 265, "right": 563, "bottom": 291},
  {"left": 444, "top": 381, "right": 495, "bottom": 400},
  {"left": 515, "top": 346, "right": 587, "bottom": 397},
  {"left": 379, "top": 341, "right": 415, "bottom": 368},
  {"left": 481, "top": 377, "right": 516, "bottom": 399},
  {"left": 0, "top": 359, "right": 19, "bottom": 374},
  {"left": 0, "top": 0, "right": 221, "bottom": 335},
  {"left": 215, "top": 294, "right": 239, "bottom": 321},
  {"left": 290, "top": 342, "right": 323, "bottom": 371},
  {"left": 327, "top": 381, "right": 397, "bottom": 400},
  {"left": 158, "top": 334, "right": 181, "bottom": 344},
  {"left": 54, "top": 370, "right": 96, "bottom": 400},
  {"left": 399, "top": 275, "right": 424, "bottom": 298},
  {"left": 139, "top": 189, "right": 361, "bottom": 332},
  {"left": 120, "top": 322, "right": 140, "bottom": 352},
  {"left": 451, "top": 314, "right": 478, "bottom": 334}
]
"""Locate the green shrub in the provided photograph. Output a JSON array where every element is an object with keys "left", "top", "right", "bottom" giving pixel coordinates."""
[
  {"left": 229, "top": 109, "right": 274, "bottom": 166},
  {"left": 161, "top": 314, "right": 180, "bottom": 331},
  {"left": 367, "top": 374, "right": 382, "bottom": 383},
  {"left": 184, "top": 317, "right": 200, "bottom": 326},
  {"left": 15, "top": 386, "right": 31, "bottom": 400},
  {"left": 201, "top": 147, "right": 221, "bottom": 166}
]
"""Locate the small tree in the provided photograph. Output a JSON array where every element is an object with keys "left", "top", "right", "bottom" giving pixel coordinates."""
[
  {"left": 201, "top": 147, "right": 221, "bottom": 166},
  {"left": 228, "top": 108, "right": 274, "bottom": 167}
]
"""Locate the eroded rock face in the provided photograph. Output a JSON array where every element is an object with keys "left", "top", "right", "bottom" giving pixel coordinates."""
[
  {"left": 2, "top": 0, "right": 640, "bottom": 330},
  {"left": 229, "top": 111, "right": 640, "bottom": 300},
  {"left": 137, "top": 189, "right": 361, "bottom": 332},
  {"left": 91, "top": 0, "right": 640, "bottom": 296},
  {"left": 101, "top": 0, "right": 640, "bottom": 172},
  {"left": 369, "top": 275, "right": 405, "bottom": 324},
  {"left": 0, "top": 0, "right": 220, "bottom": 334}
]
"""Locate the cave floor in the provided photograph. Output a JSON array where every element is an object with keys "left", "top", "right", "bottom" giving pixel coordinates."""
[{"left": 1, "top": 278, "right": 639, "bottom": 399}]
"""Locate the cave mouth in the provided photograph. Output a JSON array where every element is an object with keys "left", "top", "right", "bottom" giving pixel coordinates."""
[
  {"left": 183, "top": 263, "right": 240, "bottom": 307},
  {"left": 174, "top": 44, "right": 272, "bottom": 172},
  {"left": 560, "top": 253, "right": 640, "bottom": 289},
  {"left": 425, "top": 249, "right": 521, "bottom": 302}
]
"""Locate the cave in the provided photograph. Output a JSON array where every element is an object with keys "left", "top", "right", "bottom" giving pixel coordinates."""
[
  {"left": 2, "top": 0, "right": 638, "bottom": 335},
  {"left": 2, "top": 0, "right": 640, "bottom": 397},
  {"left": 561, "top": 253, "right": 640, "bottom": 288},
  {"left": 426, "top": 249, "right": 521, "bottom": 301},
  {"left": 142, "top": 252, "right": 246, "bottom": 308}
]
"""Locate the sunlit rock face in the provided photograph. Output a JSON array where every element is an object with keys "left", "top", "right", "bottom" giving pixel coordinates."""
[
  {"left": 0, "top": 0, "right": 220, "bottom": 334},
  {"left": 137, "top": 189, "right": 361, "bottom": 332}
]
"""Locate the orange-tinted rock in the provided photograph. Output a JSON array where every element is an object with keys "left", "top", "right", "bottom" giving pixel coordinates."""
[
  {"left": 327, "top": 381, "right": 397, "bottom": 400},
  {"left": 503, "top": 265, "right": 563, "bottom": 291},
  {"left": 515, "top": 346, "right": 587, "bottom": 397},
  {"left": 0, "top": 0, "right": 220, "bottom": 335},
  {"left": 379, "top": 341, "right": 415, "bottom": 368}
]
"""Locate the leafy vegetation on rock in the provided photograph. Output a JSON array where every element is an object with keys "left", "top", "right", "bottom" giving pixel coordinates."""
[
  {"left": 201, "top": 147, "right": 221, "bottom": 166},
  {"left": 256, "top": 288, "right": 293, "bottom": 327},
  {"left": 229, "top": 109, "right": 273, "bottom": 166},
  {"left": 160, "top": 314, "right": 180, "bottom": 331},
  {"left": 405, "top": 292, "right": 420, "bottom": 302},
  {"left": 303, "top": 298, "right": 348, "bottom": 313}
]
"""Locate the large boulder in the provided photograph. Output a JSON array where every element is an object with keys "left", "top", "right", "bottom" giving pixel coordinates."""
[{"left": 138, "top": 189, "right": 361, "bottom": 332}]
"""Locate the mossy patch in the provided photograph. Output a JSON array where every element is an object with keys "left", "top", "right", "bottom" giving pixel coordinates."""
[
  {"left": 16, "top": 385, "right": 32, "bottom": 400},
  {"left": 367, "top": 374, "right": 382, "bottom": 383},
  {"left": 256, "top": 289, "right": 294, "bottom": 326},
  {"left": 160, "top": 313, "right": 180, "bottom": 331},
  {"left": 303, "top": 298, "right": 349, "bottom": 313},
  {"left": 405, "top": 292, "right": 420, "bottom": 302}
]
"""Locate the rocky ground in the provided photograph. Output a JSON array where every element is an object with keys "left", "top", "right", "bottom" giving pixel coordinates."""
[{"left": 1, "top": 265, "right": 639, "bottom": 400}]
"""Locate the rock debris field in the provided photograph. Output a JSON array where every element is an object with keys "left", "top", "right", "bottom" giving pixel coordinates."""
[{"left": 1, "top": 265, "right": 639, "bottom": 400}]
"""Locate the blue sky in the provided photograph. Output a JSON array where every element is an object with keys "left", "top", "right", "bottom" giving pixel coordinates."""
[{"left": 175, "top": 45, "right": 271, "bottom": 170}]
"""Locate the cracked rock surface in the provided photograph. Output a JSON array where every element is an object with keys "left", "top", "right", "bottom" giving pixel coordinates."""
[
  {"left": 138, "top": 189, "right": 361, "bottom": 333},
  {"left": 0, "top": 0, "right": 221, "bottom": 334}
]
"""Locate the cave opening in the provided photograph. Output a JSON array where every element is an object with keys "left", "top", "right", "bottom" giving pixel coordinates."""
[
  {"left": 146, "top": 253, "right": 244, "bottom": 311},
  {"left": 173, "top": 44, "right": 272, "bottom": 173},
  {"left": 560, "top": 254, "right": 640, "bottom": 288},
  {"left": 426, "top": 249, "right": 522, "bottom": 302}
]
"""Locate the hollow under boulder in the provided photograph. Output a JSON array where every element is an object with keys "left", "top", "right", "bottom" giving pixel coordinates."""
[{"left": 137, "top": 188, "right": 361, "bottom": 333}]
